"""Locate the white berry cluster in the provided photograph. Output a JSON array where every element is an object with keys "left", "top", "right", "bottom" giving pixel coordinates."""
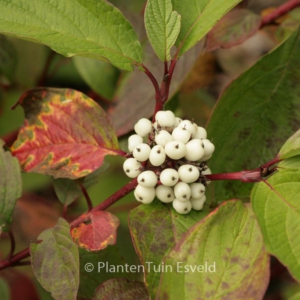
[{"left": 123, "top": 110, "right": 214, "bottom": 214}]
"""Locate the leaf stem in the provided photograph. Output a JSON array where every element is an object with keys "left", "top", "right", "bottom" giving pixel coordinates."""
[
  {"left": 141, "top": 64, "right": 160, "bottom": 100},
  {"left": 78, "top": 181, "right": 93, "bottom": 211},
  {"left": 6, "top": 229, "right": 16, "bottom": 260},
  {"left": 260, "top": 0, "right": 300, "bottom": 27},
  {"left": 37, "top": 51, "right": 56, "bottom": 86}
]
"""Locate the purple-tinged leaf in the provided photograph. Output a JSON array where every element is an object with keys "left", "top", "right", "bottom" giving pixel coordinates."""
[
  {"left": 92, "top": 278, "right": 148, "bottom": 300},
  {"left": 157, "top": 201, "right": 269, "bottom": 299},
  {"left": 128, "top": 200, "right": 209, "bottom": 298},
  {"left": 206, "top": 9, "right": 261, "bottom": 51},
  {"left": 0, "top": 139, "right": 22, "bottom": 231},
  {"left": 30, "top": 218, "right": 79, "bottom": 300}
]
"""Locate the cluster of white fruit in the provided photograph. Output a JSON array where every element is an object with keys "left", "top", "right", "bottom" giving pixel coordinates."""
[{"left": 123, "top": 110, "right": 214, "bottom": 214}]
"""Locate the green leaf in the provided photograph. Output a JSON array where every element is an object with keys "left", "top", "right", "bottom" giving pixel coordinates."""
[
  {"left": 128, "top": 200, "right": 209, "bottom": 298},
  {"left": 92, "top": 278, "right": 148, "bottom": 300},
  {"left": 78, "top": 246, "right": 128, "bottom": 298},
  {"left": 30, "top": 218, "right": 79, "bottom": 300},
  {"left": 157, "top": 201, "right": 270, "bottom": 299},
  {"left": 173, "top": 0, "right": 242, "bottom": 56},
  {"left": 206, "top": 8, "right": 261, "bottom": 51},
  {"left": 0, "top": 35, "right": 17, "bottom": 81},
  {"left": 0, "top": 278, "right": 10, "bottom": 300},
  {"left": 207, "top": 28, "right": 300, "bottom": 202},
  {"left": 73, "top": 57, "right": 119, "bottom": 100},
  {"left": 0, "top": 139, "right": 22, "bottom": 231},
  {"left": 53, "top": 162, "right": 110, "bottom": 206},
  {"left": 279, "top": 155, "right": 300, "bottom": 170},
  {"left": 279, "top": 129, "right": 300, "bottom": 160},
  {"left": 289, "top": 292, "right": 300, "bottom": 300},
  {"left": 0, "top": 0, "right": 142, "bottom": 71},
  {"left": 145, "top": 0, "right": 181, "bottom": 61},
  {"left": 11, "top": 88, "right": 120, "bottom": 179},
  {"left": 251, "top": 169, "right": 300, "bottom": 282}
]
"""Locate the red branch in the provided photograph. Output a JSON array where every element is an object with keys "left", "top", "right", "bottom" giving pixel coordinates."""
[
  {"left": 261, "top": 0, "right": 300, "bottom": 27},
  {"left": 70, "top": 178, "right": 138, "bottom": 229},
  {"left": 205, "top": 157, "right": 280, "bottom": 183},
  {"left": 0, "top": 248, "right": 30, "bottom": 271}
]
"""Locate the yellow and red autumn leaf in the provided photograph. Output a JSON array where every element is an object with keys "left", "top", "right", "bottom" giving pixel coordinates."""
[
  {"left": 71, "top": 211, "right": 120, "bottom": 251},
  {"left": 11, "top": 88, "right": 120, "bottom": 179}
]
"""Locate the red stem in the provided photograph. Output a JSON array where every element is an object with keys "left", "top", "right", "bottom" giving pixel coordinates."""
[
  {"left": 37, "top": 51, "right": 56, "bottom": 86},
  {"left": 70, "top": 178, "right": 138, "bottom": 228},
  {"left": 260, "top": 0, "right": 300, "bottom": 27},
  {"left": 91, "top": 178, "right": 137, "bottom": 212},
  {"left": 205, "top": 170, "right": 262, "bottom": 182},
  {"left": 6, "top": 229, "right": 16, "bottom": 260},
  {"left": 142, "top": 64, "right": 160, "bottom": 100},
  {"left": 205, "top": 157, "right": 280, "bottom": 183},
  {"left": 0, "top": 248, "right": 30, "bottom": 271},
  {"left": 78, "top": 181, "right": 93, "bottom": 211}
]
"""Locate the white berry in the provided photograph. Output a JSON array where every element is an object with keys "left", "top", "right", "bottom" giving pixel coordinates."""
[
  {"left": 178, "top": 165, "right": 199, "bottom": 183},
  {"left": 133, "top": 143, "right": 151, "bottom": 162},
  {"left": 190, "top": 183, "right": 206, "bottom": 199},
  {"left": 191, "top": 196, "right": 206, "bottom": 210},
  {"left": 174, "top": 182, "right": 191, "bottom": 201},
  {"left": 128, "top": 134, "right": 143, "bottom": 152},
  {"left": 156, "top": 185, "right": 175, "bottom": 203},
  {"left": 178, "top": 120, "right": 197, "bottom": 136},
  {"left": 199, "top": 154, "right": 212, "bottom": 162},
  {"left": 172, "top": 127, "right": 191, "bottom": 144},
  {"left": 149, "top": 145, "right": 166, "bottom": 166},
  {"left": 174, "top": 117, "right": 182, "bottom": 127},
  {"left": 155, "top": 130, "right": 173, "bottom": 147},
  {"left": 134, "top": 185, "right": 155, "bottom": 204},
  {"left": 123, "top": 158, "right": 142, "bottom": 178},
  {"left": 134, "top": 118, "right": 152, "bottom": 137},
  {"left": 160, "top": 168, "right": 179, "bottom": 186},
  {"left": 155, "top": 110, "right": 175, "bottom": 127},
  {"left": 202, "top": 139, "right": 215, "bottom": 156},
  {"left": 185, "top": 139, "right": 205, "bottom": 161},
  {"left": 194, "top": 126, "right": 207, "bottom": 139},
  {"left": 172, "top": 199, "right": 192, "bottom": 214},
  {"left": 165, "top": 141, "right": 187, "bottom": 160},
  {"left": 137, "top": 170, "right": 158, "bottom": 187}
]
